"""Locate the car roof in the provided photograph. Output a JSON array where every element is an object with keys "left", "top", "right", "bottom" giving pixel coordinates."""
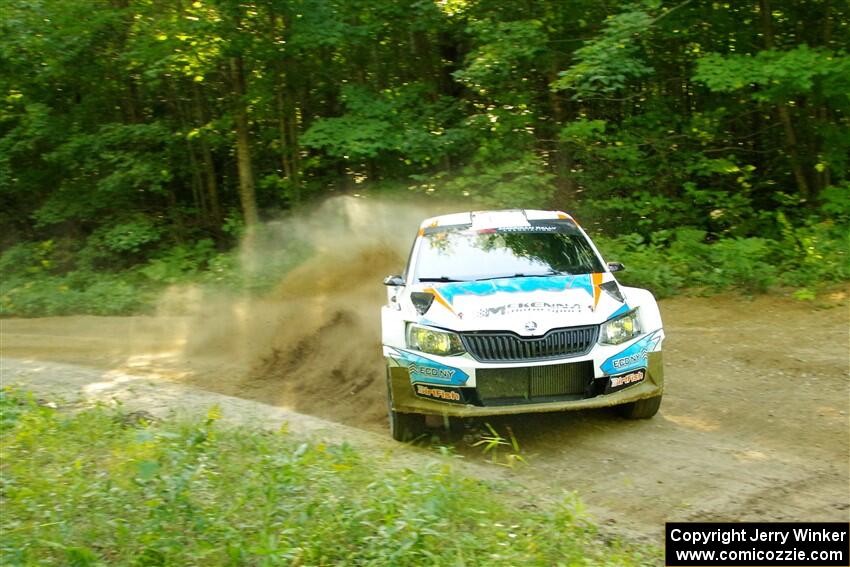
[{"left": 418, "top": 209, "right": 575, "bottom": 231}]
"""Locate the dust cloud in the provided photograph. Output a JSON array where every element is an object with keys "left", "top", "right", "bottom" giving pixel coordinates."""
[{"left": 161, "top": 194, "right": 462, "bottom": 428}]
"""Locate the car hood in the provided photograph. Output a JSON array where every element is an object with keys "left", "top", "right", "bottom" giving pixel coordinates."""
[{"left": 408, "top": 273, "right": 629, "bottom": 335}]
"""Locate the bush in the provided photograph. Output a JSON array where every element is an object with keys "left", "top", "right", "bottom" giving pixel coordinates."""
[
  {"left": 0, "top": 272, "right": 152, "bottom": 317},
  {"left": 594, "top": 234, "right": 685, "bottom": 297},
  {"left": 0, "top": 229, "right": 313, "bottom": 316},
  {"left": 140, "top": 239, "right": 218, "bottom": 284},
  {"left": 774, "top": 214, "right": 850, "bottom": 286},
  {"left": 594, "top": 220, "right": 848, "bottom": 297},
  {"left": 701, "top": 237, "right": 776, "bottom": 293}
]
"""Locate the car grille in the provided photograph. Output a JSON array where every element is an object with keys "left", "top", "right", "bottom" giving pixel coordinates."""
[
  {"left": 460, "top": 325, "right": 598, "bottom": 362},
  {"left": 475, "top": 361, "right": 594, "bottom": 406}
]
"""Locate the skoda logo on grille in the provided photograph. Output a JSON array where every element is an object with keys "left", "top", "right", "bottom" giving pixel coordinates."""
[{"left": 524, "top": 321, "right": 538, "bottom": 332}]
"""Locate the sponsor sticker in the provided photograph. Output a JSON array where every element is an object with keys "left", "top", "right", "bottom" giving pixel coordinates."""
[
  {"left": 478, "top": 301, "right": 582, "bottom": 318},
  {"left": 605, "top": 368, "right": 645, "bottom": 394},
  {"left": 612, "top": 349, "right": 648, "bottom": 370},
  {"left": 600, "top": 330, "right": 662, "bottom": 375},
  {"left": 408, "top": 363, "right": 456, "bottom": 380},
  {"left": 386, "top": 348, "right": 469, "bottom": 385},
  {"left": 496, "top": 225, "right": 558, "bottom": 232},
  {"left": 414, "top": 384, "right": 464, "bottom": 403}
]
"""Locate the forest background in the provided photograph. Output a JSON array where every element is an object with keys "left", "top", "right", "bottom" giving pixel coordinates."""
[{"left": 1, "top": 0, "right": 848, "bottom": 316}]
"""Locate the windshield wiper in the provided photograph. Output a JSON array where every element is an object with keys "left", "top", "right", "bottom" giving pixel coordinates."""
[
  {"left": 473, "top": 271, "right": 563, "bottom": 282},
  {"left": 418, "top": 276, "right": 470, "bottom": 283}
]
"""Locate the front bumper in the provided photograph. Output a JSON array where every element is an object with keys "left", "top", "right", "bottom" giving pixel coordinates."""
[{"left": 387, "top": 351, "right": 664, "bottom": 418}]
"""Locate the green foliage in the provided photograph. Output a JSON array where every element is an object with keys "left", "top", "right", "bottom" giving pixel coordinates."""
[
  {"left": 302, "top": 84, "right": 465, "bottom": 169},
  {"left": 0, "top": 389, "right": 658, "bottom": 565},
  {"left": 694, "top": 46, "right": 850, "bottom": 102},
  {"left": 35, "top": 123, "right": 175, "bottom": 226},
  {"left": 693, "top": 46, "right": 850, "bottom": 183},
  {"left": 98, "top": 217, "right": 163, "bottom": 253},
  {"left": 0, "top": 240, "right": 155, "bottom": 316},
  {"left": 0, "top": 232, "right": 311, "bottom": 316},
  {"left": 0, "top": 241, "right": 55, "bottom": 277},
  {"left": 1, "top": 0, "right": 849, "bottom": 312},
  {"left": 773, "top": 213, "right": 850, "bottom": 286},
  {"left": 552, "top": 7, "right": 655, "bottom": 98},
  {"left": 140, "top": 239, "right": 218, "bottom": 284},
  {"left": 0, "top": 272, "right": 151, "bottom": 317},
  {"left": 454, "top": 19, "right": 548, "bottom": 99},
  {"left": 818, "top": 184, "right": 850, "bottom": 221},
  {"left": 442, "top": 153, "right": 556, "bottom": 208},
  {"left": 595, "top": 208, "right": 850, "bottom": 297}
]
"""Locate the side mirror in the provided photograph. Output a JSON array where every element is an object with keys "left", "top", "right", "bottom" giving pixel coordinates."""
[
  {"left": 383, "top": 275, "right": 405, "bottom": 286},
  {"left": 607, "top": 262, "right": 625, "bottom": 273}
]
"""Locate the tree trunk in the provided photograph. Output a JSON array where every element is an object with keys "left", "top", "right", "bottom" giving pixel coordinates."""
[
  {"left": 815, "top": 0, "right": 833, "bottom": 194},
  {"left": 185, "top": 136, "right": 207, "bottom": 216},
  {"left": 267, "top": 11, "right": 295, "bottom": 195},
  {"left": 276, "top": 89, "right": 293, "bottom": 181},
  {"left": 230, "top": 56, "right": 260, "bottom": 227},
  {"left": 547, "top": 67, "right": 577, "bottom": 206},
  {"left": 758, "top": 0, "right": 811, "bottom": 199},
  {"left": 192, "top": 83, "right": 222, "bottom": 225},
  {"left": 288, "top": 102, "right": 301, "bottom": 192},
  {"left": 165, "top": 79, "right": 206, "bottom": 220}
]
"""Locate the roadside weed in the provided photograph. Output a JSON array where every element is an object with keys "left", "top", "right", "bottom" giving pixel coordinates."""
[{"left": 0, "top": 390, "right": 659, "bottom": 565}]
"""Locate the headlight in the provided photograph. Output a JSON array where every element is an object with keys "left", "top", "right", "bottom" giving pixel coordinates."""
[
  {"left": 600, "top": 309, "right": 641, "bottom": 345},
  {"left": 406, "top": 324, "right": 465, "bottom": 356}
]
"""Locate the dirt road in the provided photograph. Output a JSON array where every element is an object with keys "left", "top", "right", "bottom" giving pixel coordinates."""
[{"left": 2, "top": 289, "right": 848, "bottom": 540}]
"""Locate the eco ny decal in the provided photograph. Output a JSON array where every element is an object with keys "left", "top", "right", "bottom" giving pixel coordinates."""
[
  {"left": 387, "top": 348, "right": 469, "bottom": 386},
  {"left": 600, "top": 330, "right": 662, "bottom": 374},
  {"left": 408, "top": 363, "right": 455, "bottom": 380}
]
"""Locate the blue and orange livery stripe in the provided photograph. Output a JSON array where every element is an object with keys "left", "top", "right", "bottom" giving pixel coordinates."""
[
  {"left": 430, "top": 274, "right": 597, "bottom": 307},
  {"left": 592, "top": 272, "right": 603, "bottom": 310},
  {"left": 423, "top": 287, "right": 457, "bottom": 316}
]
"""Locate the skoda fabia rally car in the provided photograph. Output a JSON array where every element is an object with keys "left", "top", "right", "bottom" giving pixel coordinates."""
[{"left": 381, "top": 209, "right": 664, "bottom": 441}]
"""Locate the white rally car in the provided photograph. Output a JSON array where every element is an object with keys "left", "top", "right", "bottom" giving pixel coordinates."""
[{"left": 381, "top": 209, "right": 665, "bottom": 440}]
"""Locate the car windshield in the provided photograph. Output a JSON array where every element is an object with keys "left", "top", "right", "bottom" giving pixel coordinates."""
[{"left": 413, "top": 223, "right": 604, "bottom": 282}]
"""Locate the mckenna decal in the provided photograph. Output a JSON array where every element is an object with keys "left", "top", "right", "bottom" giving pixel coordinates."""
[
  {"left": 408, "top": 363, "right": 456, "bottom": 380},
  {"left": 414, "top": 384, "right": 463, "bottom": 403},
  {"left": 478, "top": 301, "right": 582, "bottom": 318}
]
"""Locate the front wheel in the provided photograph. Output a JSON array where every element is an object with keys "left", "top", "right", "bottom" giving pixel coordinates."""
[
  {"left": 618, "top": 394, "right": 662, "bottom": 419},
  {"left": 387, "top": 374, "right": 425, "bottom": 441}
]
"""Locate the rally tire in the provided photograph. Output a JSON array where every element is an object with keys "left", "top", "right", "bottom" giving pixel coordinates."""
[
  {"left": 389, "top": 410, "right": 426, "bottom": 441},
  {"left": 387, "top": 373, "right": 426, "bottom": 441},
  {"left": 618, "top": 394, "right": 662, "bottom": 419}
]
